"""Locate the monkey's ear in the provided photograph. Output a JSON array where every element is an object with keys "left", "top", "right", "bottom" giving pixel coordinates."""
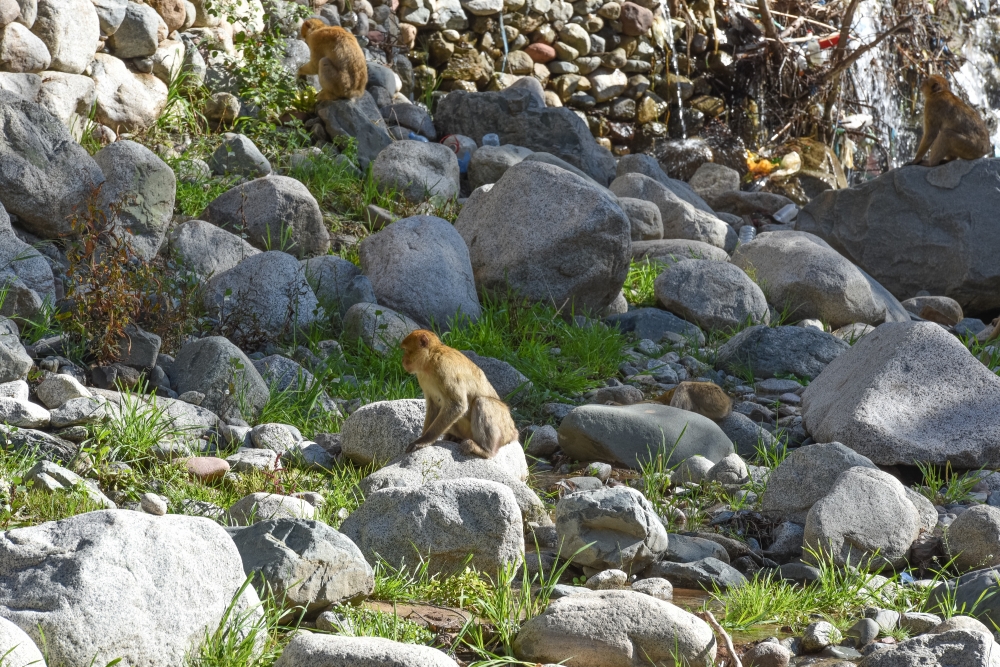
[
  {"left": 930, "top": 78, "right": 946, "bottom": 94},
  {"left": 418, "top": 332, "right": 431, "bottom": 348}
]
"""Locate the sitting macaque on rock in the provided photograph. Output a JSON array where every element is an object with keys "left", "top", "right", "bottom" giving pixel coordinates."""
[
  {"left": 298, "top": 18, "right": 367, "bottom": 101},
  {"left": 911, "top": 74, "right": 991, "bottom": 167},
  {"left": 401, "top": 329, "right": 518, "bottom": 459},
  {"left": 652, "top": 381, "right": 732, "bottom": 420}
]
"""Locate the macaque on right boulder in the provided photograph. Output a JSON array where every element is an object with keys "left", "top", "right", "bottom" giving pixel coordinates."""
[{"left": 911, "top": 74, "right": 992, "bottom": 167}]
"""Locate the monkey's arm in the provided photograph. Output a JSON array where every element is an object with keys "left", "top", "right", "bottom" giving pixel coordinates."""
[
  {"left": 407, "top": 399, "right": 467, "bottom": 450},
  {"left": 422, "top": 399, "right": 440, "bottom": 432},
  {"left": 912, "top": 128, "right": 936, "bottom": 165},
  {"left": 298, "top": 58, "right": 319, "bottom": 76}
]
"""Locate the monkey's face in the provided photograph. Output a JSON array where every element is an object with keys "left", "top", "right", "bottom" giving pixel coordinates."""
[
  {"left": 922, "top": 75, "right": 949, "bottom": 98},
  {"left": 400, "top": 330, "right": 435, "bottom": 373}
]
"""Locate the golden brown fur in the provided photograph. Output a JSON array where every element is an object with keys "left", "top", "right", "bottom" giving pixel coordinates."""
[
  {"left": 652, "top": 381, "right": 732, "bottom": 420},
  {"left": 401, "top": 329, "right": 518, "bottom": 459},
  {"left": 298, "top": 18, "right": 368, "bottom": 101},
  {"left": 913, "top": 75, "right": 991, "bottom": 167}
]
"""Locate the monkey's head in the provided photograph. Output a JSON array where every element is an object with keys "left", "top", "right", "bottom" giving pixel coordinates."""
[
  {"left": 300, "top": 18, "right": 327, "bottom": 39},
  {"left": 922, "top": 74, "right": 951, "bottom": 98},
  {"left": 401, "top": 329, "right": 440, "bottom": 373}
]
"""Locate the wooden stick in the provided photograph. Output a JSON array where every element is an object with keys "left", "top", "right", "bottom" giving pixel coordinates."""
[
  {"left": 823, "top": 17, "right": 913, "bottom": 83},
  {"left": 756, "top": 0, "right": 782, "bottom": 46},
  {"left": 699, "top": 610, "right": 743, "bottom": 667}
]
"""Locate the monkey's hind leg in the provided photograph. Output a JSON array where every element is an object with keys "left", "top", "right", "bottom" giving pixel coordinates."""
[
  {"left": 461, "top": 397, "right": 516, "bottom": 459},
  {"left": 318, "top": 56, "right": 354, "bottom": 101}
]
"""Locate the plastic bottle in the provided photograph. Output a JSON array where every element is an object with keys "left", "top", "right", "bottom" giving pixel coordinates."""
[
  {"left": 442, "top": 134, "right": 476, "bottom": 174},
  {"left": 482, "top": 133, "right": 500, "bottom": 146},
  {"left": 738, "top": 224, "right": 756, "bottom": 245},
  {"left": 407, "top": 131, "right": 429, "bottom": 143}
]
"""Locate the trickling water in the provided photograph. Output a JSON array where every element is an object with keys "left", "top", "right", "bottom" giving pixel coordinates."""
[
  {"left": 950, "top": 11, "right": 1000, "bottom": 155},
  {"left": 663, "top": 2, "right": 688, "bottom": 139}
]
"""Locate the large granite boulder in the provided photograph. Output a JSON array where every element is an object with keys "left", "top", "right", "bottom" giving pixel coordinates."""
[
  {"left": 796, "top": 159, "right": 1000, "bottom": 315},
  {"left": 455, "top": 161, "right": 630, "bottom": 315},
  {"left": 802, "top": 321, "right": 1000, "bottom": 467}
]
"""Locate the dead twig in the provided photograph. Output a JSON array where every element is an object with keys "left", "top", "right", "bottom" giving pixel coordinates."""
[{"left": 699, "top": 610, "right": 743, "bottom": 667}]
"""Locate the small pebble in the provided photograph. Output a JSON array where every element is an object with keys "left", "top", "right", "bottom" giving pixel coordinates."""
[
  {"left": 801, "top": 620, "right": 842, "bottom": 653},
  {"left": 584, "top": 569, "right": 627, "bottom": 590},
  {"left": 140, "top": 492, "right": 167, "bottom": 516}
]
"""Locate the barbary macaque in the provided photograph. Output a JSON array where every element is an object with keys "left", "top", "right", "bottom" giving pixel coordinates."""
[
  {"left": 401, "top": 329, "right": 519, "bottom": 459},
  {"left": 912, "top": 74, "right": 991, "bottom": 167},
  {"left": 298, "top": 18, "right": 368, "bottom": 101},
  {"left": 652, "top": 381, "right": 732, "bottom": 420}
]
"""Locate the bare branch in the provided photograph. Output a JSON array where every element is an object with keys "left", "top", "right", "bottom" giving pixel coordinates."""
[
  {"left": 756, "top": 0, "right": 782, "bottom": 47},
  {"left": 824, "top": 17, "right": 913, "bottom": 83}
]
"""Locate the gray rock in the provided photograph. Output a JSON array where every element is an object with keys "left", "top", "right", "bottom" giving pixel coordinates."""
[
  {"left": 688, "top": 162, "right": 739, "bottom": 207},
  {"left": 90, "top": 52, "right": 168, "bottom": 131},
  {"left": 300, "top": 255, "right": 361, "bottom": 312},
  {"left": 461, "top": 350, "right": 531, "bottom": 400},
  {"left": 945, "top": 505, "right": 1000, "bottom": 571},
  {"left": 282, "top": 441, "right": 336, "bottom": 471},
  {"left": 207, "top": 133, "right": 271, "bottom": 177},
  {"left": 584, "top": 568, "right": 628, "bottom": 589},
  {"left": 900, "top": 611, "right": 943, "bottom": 635},
  {"left": 742, "top": 641, "right": 792, "bottom": 667},
  {"left": 202, "top": 176, "right": 329, "bottom": 258},
  {"left": 316, "top": 93, "right": 392, "bottom": 169},
  {"left": 30, "top": 0, "right": 99, "bottom": 73},
  {"left": 203, "top": 251, "right": 322, "bottom": 341},
  {"left": 615, "top": 153, "right": 714, "bottom": 213},
  {"left": 360, "top": 440, "right": 544, "bottom": 523},
  {"left": 558, "top": 403, "right": 735, "bottom": 470},
  {"left": 226, "top": 447, "right": 280, "bottom": 472},
  {"left": 92, "top": 0, "right": 127, "bottom": 35},
  {"left": 513, "top": 589, "right": 716, "bottom": 667},
  {"left": 231, "top": 518, "right": 374, "bottom": 615},
  {"left": 610, "top": 173, "right": 731, "bottom": 249},
  {"left": 803, "top": 321, "right": 1000, "bottom": 467},
  {"left": 372, "top": 140, "right": 460, "bottom": 203},
  {"left": 855, "top": 630, "right": 1000, "bottom": 667},
  {"left": 252, "top": 355, "right": 339, "bottom": 415},
  {"left": 802, "top": 620, "right": 842, "bottom": 653},
  {"left": 718, "top": 412, "right": 778, "bottom": 459},
  {"left": 250, "top": 423, "right": 297, "bottom": 454},
  {"left": 712, "top": 190, "right": 794, "bottom": 217},
  {"left": 339, "top": 399, "right": 425, "bottom": 465},
  {"left": 48, "top": 395, "right": 106, "bottom": 428},
  {"left": 761, "top": 442, "right": 877, "bottom": 523},
  {"left": 166, "top": 219, "right": 260, "bottom": 278},
  {"left": 434, "top": 86, "right": 616, "bottom": 185},
  {"left": 0, "top": 203, "right": 54, "bottom": 317},
  {"left": 172, "top": 336, "right": 269, "bottom": 422},
  {"left": 342, "top": 302, "right": 420, "bottom": 355},
  {"left": 556, "top": 486, "right": 669, "bottom": 571},
  {"left": 36, "top": 373, "right": 90, "bottom": 409},
  {"left": 663, "top": 533, "right": 729, "bottom": 564},
  {"left": 274, "top": 632, "right": 460, "bottom": 667},
  {"left": 618, "top": 196, "right": 663, "bottom": 241},
  {"left": 36, "top": 71, "right": 96, "bottom": 124},
  {"left": 654, "top": 259, "right": 768, "bottom": 332},
  {"left": 0, "top": 510, "right": 261, "bottom": 667},
  {"left": 0, "top": 21, "right": 50, "bottom": 72},
  {"left": 706, "top": 452, "right": 750, "bottom": 487},
  {"left": 0, "top": 424, "right": 76, "bottom": 461},
  {"left": 591, "top": 384, "right": 644, "bottom": 405},
  {"left": 796, "top": 160, "right": 1000, "bottom": 315},
  {"left": 643, "top": 557, "right": 747, "bottom": 590},
  {"left": 341, "top": 478, "right": 524, "bottom": 576},
  {"left": 467, "top": 144, "right": 532, "bottom": 190},
  {"left": 848, "top": 618, "right": 880, "bottom": 648},
  {"left": 630, "top": 577, "right": 673, "bottom": 601},
  {"left": 804, "top": 466, "right": 921, "bottom": 569},
  {"left": 526, "top": 424, "right": 560, "bottom": 457},
  {"left": 767, "top": 521, "right": 805, "bottom": 561},
  {"left": 630, "top": 238, "right": 734, "bottom": 265},
  {"left": 716, "top": 325, "right": 850, "bottom": 380},
  {"left": 455, "top": 161, "right": 630, "bottom": 315},
  {"left": 359, "top": 215, "right": 480, "bottom": 329},
  {"left": 0, "top": 616, "right": 45, "bottom": 667},
  {"left": 674, "top": 455, "right": 714, "bottom": 484},
  {"left": 732, "top": 231, "right": 907, "bottom": 328},
  {"left": 0, "top": 71, "right": 41, "bottom": 100},
  {"left": 94, "top": 389, "right": 221, "bottom": 442},
  {"left": 604, "top": 307, "right": 705, "bottom": 345},
  {"left": 107, "top": 1, "right": 159, "bottom": 58},
  {"left": 115, "top": 323, "right": 160, "bottom": 370},
  {"left": 25, "top": 459, "right": 114, "bottom": 507},
  {"left": 0, "top": 90, "right": 104, "bottom": 238},
  {"left": 227, "top": 492, "right": 316, "bottom": 526},
  {"left": 139, "top": 492, "right": 167, "bottom": 515},
  {"left": 380, "top": 103, "right": 435, "bottom": 140}
]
